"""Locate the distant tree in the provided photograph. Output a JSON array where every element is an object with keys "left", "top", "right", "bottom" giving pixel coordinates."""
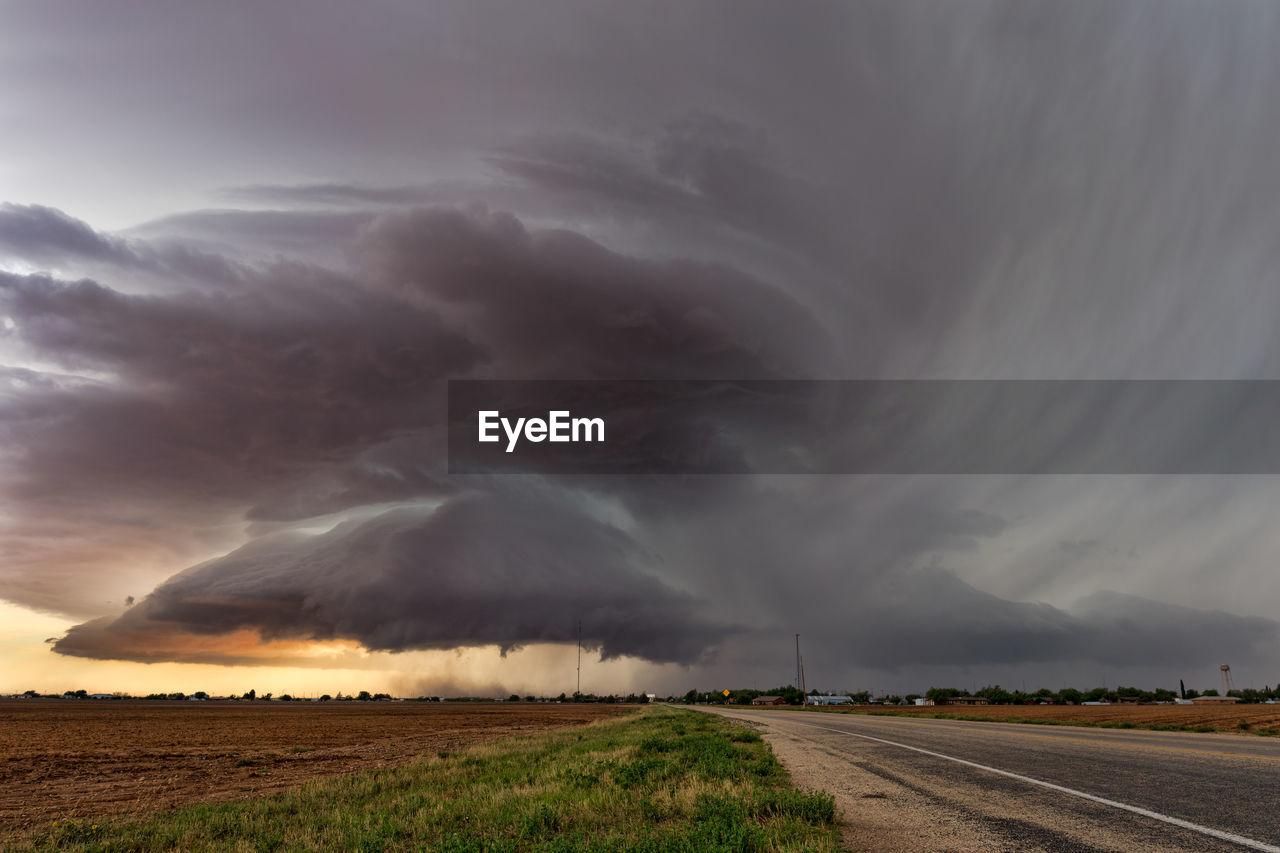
[
  {"left": 168, "top": 692, "right": 185, "bottom": 700},
  {"left": 279, "top": 694, "right": 293, "bottom": 701},
  {"left": 926, "top": 687, "right": 963, "bottom": 703},
  {"left": 508, "top": 694, "right": 521, "bottom": 702},
  {"left": 192, "top": 691, "right": 209, "bottom": 700},
  {"left": 243, "top": 689, "right": 256, "bottom": 701},
  {"left": 683, "top": 689, "right": 698, "bottom": 704},
  {"left": 319, "top": 694, "right": 332, "bottom": 702},
  {"left": 262, "top": 692, "right": 273, "bottom": 701},
  {"left": 976, "top": 685, "right": 1012, "bottom": 704},
  {"left": 524, "top": 695, "right": 536, "bottom": 702},
  {"left": 1116, "top": 685, "right": 1144, "bottom": 703},
  {"left": 22, "top": 690, "right": 38, "bottom": 698},
  {"left": 1180, "top": 679, "right": 1186, "bottom": 699},
  {"left": 1202, "top": 689, "right": 1219, "bottom": 697},
  {"left": 556, "top": 692, "right": 567, "bottom": 702},
  {"left": 357, "top": 690, "right": 373, "bottom": 701}
]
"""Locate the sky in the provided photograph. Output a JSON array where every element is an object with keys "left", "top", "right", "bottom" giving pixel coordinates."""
[{"left": 3, "top": 0, "right": 1280, "bottom": 698}]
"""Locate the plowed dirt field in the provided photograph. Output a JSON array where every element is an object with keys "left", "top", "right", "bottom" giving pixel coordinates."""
[
  {"left": 1, "top": 700, "right": 628, "bottom": 838},
  {"left": 810, "top": 702, "right": 1280, "bottom": 730}
]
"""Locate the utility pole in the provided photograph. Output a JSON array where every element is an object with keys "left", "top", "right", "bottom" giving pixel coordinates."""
[
  {"left": 576, "top": 619, "right": 582, "bottom": 696},
  {"left": 795, "top": 634, "right": 802, "bottom": 692}
]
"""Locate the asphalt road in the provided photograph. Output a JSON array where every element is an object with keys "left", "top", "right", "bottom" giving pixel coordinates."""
[{"left": 705, "top": 708, "right": 1280, "bottom": 852}]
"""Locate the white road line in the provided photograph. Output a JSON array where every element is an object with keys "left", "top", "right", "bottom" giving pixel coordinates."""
[{"left": 779, "top": 716, "right": 1280, "bottom": 853}]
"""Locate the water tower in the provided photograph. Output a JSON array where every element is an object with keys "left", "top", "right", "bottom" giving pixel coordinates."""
[{"left": 1220, "top": 664, "right": 1235, "bottom": 695}]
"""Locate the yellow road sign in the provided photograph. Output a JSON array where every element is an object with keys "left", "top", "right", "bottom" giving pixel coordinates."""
[{"left": 722, "top": 689, "right": 731, "bottom": 697}]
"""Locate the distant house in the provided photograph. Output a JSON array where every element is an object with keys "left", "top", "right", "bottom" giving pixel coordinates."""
[
  {"left": 941, "top": 696, "right": 988, "bottom": 706},
  {"left": 1191, "top": 695, "right": 1240, "bottom": 704},
  {"left": 807, "top": 695, "right": 854, "bottom": 706},
  {"left": 89, "top": 693, "right": 113, "bottom": 700},
  {"left": 752, "top": 695, "right": 787, "bottom": 706}
]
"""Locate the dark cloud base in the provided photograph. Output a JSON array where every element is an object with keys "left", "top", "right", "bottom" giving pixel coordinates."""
[{"left": 54, "top": 492, "right": 730, "bottom": 665}]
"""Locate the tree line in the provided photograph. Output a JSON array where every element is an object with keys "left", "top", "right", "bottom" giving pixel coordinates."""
[
  {"left": 16, "top": 689, "right": 657, "bottom": 702},
  {"left": 679, "top": 683, "right": 1280, "bottom": 706}
]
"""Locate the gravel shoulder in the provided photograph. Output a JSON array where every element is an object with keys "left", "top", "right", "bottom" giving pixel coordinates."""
[{"left": 707, "top": 708, "right": 1264, "bottom": 852}]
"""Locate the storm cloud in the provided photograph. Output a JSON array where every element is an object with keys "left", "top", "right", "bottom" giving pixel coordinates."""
[
  {"left": 4, "top": 1, "right": 1280, "bottom": 693},
  {"left": 55, "top": 490, "right": 728, "bottom": 665}
]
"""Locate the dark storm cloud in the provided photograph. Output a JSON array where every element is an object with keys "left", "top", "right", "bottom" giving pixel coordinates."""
[
  {"left": 55, "top": 490, "right": 729, "bottom": 664},
  {"left": 10, "top": 201, "right": 1279, "bottom": 675},
  {"left": 5, "top": 1, "right": 1280, "bottom": 688},
  {"left": 0, "top": 204, "right": 140, "bottom": 267},
  {"left": 0, "top": 257, "right": 471, "bottom": 616},
  {"left": 357, "top": 206, "right": 830, "bottom": 379},
  {"left": 0, "top": 204, "right": 258, "bottom": 291},
  {"left": 2, "top": 204, "right": 817, "bottom": 656},
  {"left": 825, "top": 568, "right": 1278, "bottom": 669},
  {"left": 491, "top": 115, "right": 852, "bottom": 279}
]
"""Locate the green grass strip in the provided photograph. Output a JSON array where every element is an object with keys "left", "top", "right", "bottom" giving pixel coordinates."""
[{"left": 16, "top": 707, "right": 840, "bottom": 853}]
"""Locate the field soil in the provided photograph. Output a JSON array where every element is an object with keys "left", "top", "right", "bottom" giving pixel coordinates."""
[
  {"left": 0, "top": 700, "right": 628, "bottom": 838},
  {"left": 810, "top": 703, "right": 1280, "bottom": 730}
]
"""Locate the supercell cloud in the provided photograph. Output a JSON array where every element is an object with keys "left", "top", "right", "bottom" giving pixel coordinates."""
[{"left": 3, "top": 1, "right": 1280, "bottom": 691}]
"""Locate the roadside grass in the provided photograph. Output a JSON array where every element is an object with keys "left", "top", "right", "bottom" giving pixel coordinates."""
[
  {"left": 823, "top": 707, "right": 1268, "bottom": 735},
  {"left": 15, "top": 706, "right": 840, "bottom": 853}
]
